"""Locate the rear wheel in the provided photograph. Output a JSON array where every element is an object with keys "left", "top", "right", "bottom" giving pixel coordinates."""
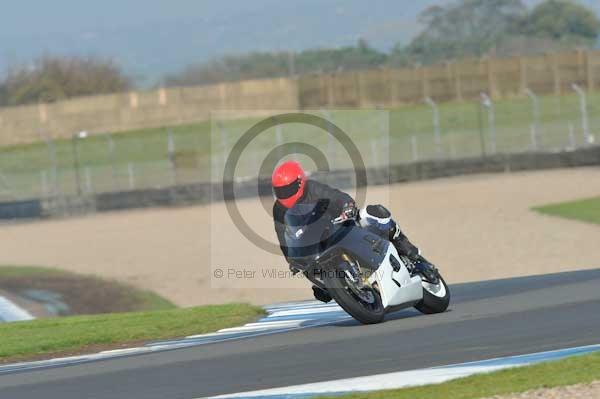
[
  {"left": 323, "top": 264, "right": 385, "bottom": 324},
  {"left": 415, "top": 274, "right": 450, "bottom": 314}
]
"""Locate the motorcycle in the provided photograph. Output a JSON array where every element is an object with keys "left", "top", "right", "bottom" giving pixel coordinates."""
[{"left": 284, "top": 200, "right": 450, "bottom": 324}]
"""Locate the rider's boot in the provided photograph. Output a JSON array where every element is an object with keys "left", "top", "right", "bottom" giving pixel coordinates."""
[
  {"left": 312, "top": 286, "right": 332, "bottom": 303},
  {"left": 389, "top": 221, "right": 420, "bottom": 260},
  {"left": 389, "top": 222, "right": 439, "bottom": 282}
]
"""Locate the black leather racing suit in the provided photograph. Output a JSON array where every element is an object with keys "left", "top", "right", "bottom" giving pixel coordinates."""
[
  {"left": 272, "top": 180, "right": 419, "bottom": 263},
  {"left": 273, "top": 180, "right": 353, "bottom": 261}
]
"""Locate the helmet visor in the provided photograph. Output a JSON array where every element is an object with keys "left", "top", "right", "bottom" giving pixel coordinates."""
[{"left": 273, "top": 178, "right": 301, "bottom": 200}]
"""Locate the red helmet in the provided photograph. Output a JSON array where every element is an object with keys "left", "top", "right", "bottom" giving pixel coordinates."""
[{"left": 272, "top": 161, "right": 306, "bottom": 208}]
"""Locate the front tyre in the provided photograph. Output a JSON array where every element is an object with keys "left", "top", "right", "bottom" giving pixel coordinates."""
[
  {"left": 415, "top": 275, "right": 450, "bottom": 314},
  {"left": 323, "top": 265, "right": 385, "bottom": 325}
]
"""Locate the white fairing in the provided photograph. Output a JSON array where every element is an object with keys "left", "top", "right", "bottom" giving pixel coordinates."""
[{"left": 368, "top": 245, "right": 423, "bottom": 309}]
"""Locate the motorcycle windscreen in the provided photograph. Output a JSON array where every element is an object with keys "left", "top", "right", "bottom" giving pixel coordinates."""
[
  {"left": 325, "top": 224, "right": 389, "bottom": 270},
  {"left": 283, "top": 202, "right": 331, "bottom": 263}
]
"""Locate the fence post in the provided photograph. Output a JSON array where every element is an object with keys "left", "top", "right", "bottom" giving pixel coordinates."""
[
  {"left": 167, "top": 129, "right": 178, "bottom": 185},
  {"left": 529, "top": 124, "right": 538, "bottom": 151},
  {"left": 327, "top": 74, "right": 335, "bottom": 107},
  {"left": 38, "top": 130, "right": 59, "bottom": 199},
  {"left": 450, "top": 62, "right": 463, "bottom": 102},
  {"left": 275, "top": 125, "right": 283, "bottom": 148},
  {"left": 572, "top": 84, "right": 593, "bottom": 145},
  {"left": 421, "top": 66, "right": 430, "bottom": 100},
  {"left": 445, "top": 62, "right": 452, "bottom": 101},
  {"left": 0, "top": 172, "right": 14, "bottom": 200},
  {"left": 411, "top": 135, "right": 419, "bottom": 162},
  {"left": 38, "top": 103, "right": 48, "bottom": 125},
  {"left": 519, "top": 56, "right": 528, "bottom": 94},
  {"left": 106, "top": 133, "right": 119, "bottom": 192},
  {"left": 425, "top": 97, "right": 441, "bottom": 156},
  {"left": 71, "top": 132, "right": 83, "bottom": 197},
  {"left": 218, "top": 121, "right": 229, "bottom": 179},
  {"left": 127, "top": 163, "right": 135, "bottom": 190},
  {"left": 84, "top": 167, "right": 93, "bottom": 194},
  {"left": 525, "top": 88, "right": 540, "bottom": 149},
  {"left": 323, "top": 110, "right": 337, "bottom": 169},
  {"left": 568, "top": 122, "right": 576, "bottom": 150},
  {"left": 577, "top": 49, "right": 585, "bottom": 85},
  {"left": 480, "top": 93, "right": 496, "bottom": 154},
  {"left": 586, "top": 50, "right": 595, "bottom": 92},
  {"left": 477, "top": 100, "right": 487, "bottom": 158},
  {"left": 389, "top": 69, "right": 398, "bottom": 106},
  {"left": 379, "top": 112, "right": 389, "bottom": 168},
  {"left": 449, "top": 139, "right": 456, "bottom": 159},
  {"left": 551, "top": 53, "right": 561, "bottom": 96},
  {"left": 275, "top": 124, "right": 284, "bottom": 162},
  {"left": 353, "top": 71, "right": 362, "bottom": 107},
  {"left": 370, "top": 139, "right": 378, "bottom": 168},
  {"left": 40, "top": 170, "right": 48, "bottom": 198},
  {"left": 218, "top": 83, "right": 227, "bottom": 109},
  {"left": 487, "top": 57, "right": 498, "bottom": 98}
]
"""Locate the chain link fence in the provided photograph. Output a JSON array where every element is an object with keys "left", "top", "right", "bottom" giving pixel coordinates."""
[{"left": 0, "top": 91, "right": 597, "bottom": 216}]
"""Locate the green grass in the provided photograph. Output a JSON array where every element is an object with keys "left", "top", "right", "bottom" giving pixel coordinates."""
[
  {"left": 318, "top": 352, "right": 600, "bottom": 399},
  {"left": 0, "top": 91, "right": 598, "bottom": 200},
  {"left": 0, "top": 303, "right": 264, "bottom": 362},
  {"left": 534, "top": 196, "right": 600, "bottom": 225},
  {"left": 131, "top": 288, "right": 177, "bottom": 312},
  {"left": 0, "top": 265, "right": 264, "bottom": 362}
]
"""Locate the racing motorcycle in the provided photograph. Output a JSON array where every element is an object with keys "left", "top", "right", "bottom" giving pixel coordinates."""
[{"left": 284, "top": 201, "right": 450, "bottom": 324}]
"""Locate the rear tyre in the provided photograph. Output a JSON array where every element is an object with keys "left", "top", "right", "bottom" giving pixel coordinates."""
[
  {"left": 415, "top": 275, "right": 450, "bottom": 314},
  {"left": 323, "top": 265, "right": 385, "bottom": 325}
]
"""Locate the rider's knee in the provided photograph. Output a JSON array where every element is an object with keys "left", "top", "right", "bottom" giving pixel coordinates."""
[{"left": 359, "top": 204, "right": 394, "bottom": 236}]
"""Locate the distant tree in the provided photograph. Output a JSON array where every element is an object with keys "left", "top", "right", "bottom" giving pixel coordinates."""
[
  {"left": 166, "top": 0, "right": 600, "bottom": 86},
  {"left": 166, "top": 40, "right": 388, "bottom": 86},
  {"left": 296, "top": 40, "right": 387, "bottom": 73},
  {"left": 517, "top": 0, "right": 600, "bottom": 44},
  {"left": 166, "top": 52, "right": 291, "bottom": 86},
  {"left": 0, "top": 56, "right": 131, "bottom": 106},
  {"left": 402, "top": 0, "right": 527, "bottom": 64}
]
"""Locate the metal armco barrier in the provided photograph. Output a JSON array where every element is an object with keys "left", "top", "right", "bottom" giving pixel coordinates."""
[
  {"left": 0, "top": 199, "right": 43, "bottom": 220},
  {"left": 1, "top": 146, "right": 598, "bottom": 219}
]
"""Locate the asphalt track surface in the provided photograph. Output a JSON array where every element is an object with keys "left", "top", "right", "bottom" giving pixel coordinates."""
[{"left": 1, "top": 269, "right": 599, "bottom": 399}]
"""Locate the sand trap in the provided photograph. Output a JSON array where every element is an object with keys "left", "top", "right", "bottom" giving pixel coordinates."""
[{"left": 1, "top": 167, "right": 599, "bottom": 306}]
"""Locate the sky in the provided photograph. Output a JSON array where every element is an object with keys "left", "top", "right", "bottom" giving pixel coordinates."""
[{"left": 1, "top": 0, "right": 598, "bottom": 86}]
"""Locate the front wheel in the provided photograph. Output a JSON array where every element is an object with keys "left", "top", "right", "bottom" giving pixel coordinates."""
[
  {"left": 323, "top": 265, "right": 385, "bottom": 325},
  {"left": 415, "top": 274, "right": 450, "bottom": 314}
]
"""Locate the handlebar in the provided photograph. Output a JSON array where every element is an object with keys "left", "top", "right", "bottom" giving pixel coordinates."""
[
  {"left": 331, "top": 215, "right": 356, "bottom": 225},
  {"left": 331, "top": 216, "right": 345, "bottom": 225}
]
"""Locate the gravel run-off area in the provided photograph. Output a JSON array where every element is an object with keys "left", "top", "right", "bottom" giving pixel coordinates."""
[
  {"left": 486, "top": 381, "right": 600, "bottom": 399},
  {"left": 1, "top": 167, "right": 599, "bottom": 306}
]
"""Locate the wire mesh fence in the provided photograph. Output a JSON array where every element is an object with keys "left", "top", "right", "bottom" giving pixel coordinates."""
[{"left": 0, "top": 91, "right": 597, "bottom": 207}]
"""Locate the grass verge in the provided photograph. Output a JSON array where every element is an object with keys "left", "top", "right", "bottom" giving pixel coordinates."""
[
  {"left": 533, "top": 196, "right": 600, "bottom": 225},
  {"left": 318, "top": 352, "right": 600, "bottom": 399},
  {"left": 0, "top": 303, "right": 265, "bottom": 363},
  {"left": 0, "top": 265, "right": 175, "bottom": 314}
]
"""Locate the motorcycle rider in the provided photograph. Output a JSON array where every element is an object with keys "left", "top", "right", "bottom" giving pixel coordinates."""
[{"left": 272, "top": 160, "right": 428, "bottom": 303}]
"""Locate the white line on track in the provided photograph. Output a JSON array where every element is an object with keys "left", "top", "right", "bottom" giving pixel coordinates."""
[
  {"left": 0, "top": 300, "right": 349, "bottom": 375},
  {"left": 208, "top": 344, "right": 600, "bottom": 399}
]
